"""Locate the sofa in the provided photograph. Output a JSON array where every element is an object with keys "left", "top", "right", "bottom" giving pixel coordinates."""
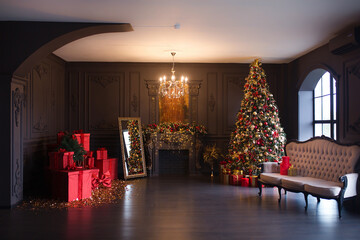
[{"left": 258, "top": 136, "right": 360, "bottom": 217}]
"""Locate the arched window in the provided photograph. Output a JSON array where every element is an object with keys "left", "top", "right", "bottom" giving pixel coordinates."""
[
  {"left": 313, "top": 72, "right": 337, "bottom": 139},
  {"left": 298, "top": 69, "right": 337, "bottom": 141}
]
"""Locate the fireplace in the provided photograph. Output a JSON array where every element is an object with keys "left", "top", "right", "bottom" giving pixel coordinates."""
[
  {"left": 158, "top": 150, "right": 189, "bottom": 175},
  {"left": 145, "top": 133, "right": 203, "bottom": 175}
]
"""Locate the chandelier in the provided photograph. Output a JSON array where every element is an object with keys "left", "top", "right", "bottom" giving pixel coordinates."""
[{"left": 159, "top": 52, "right": 188, "bottom": 98}]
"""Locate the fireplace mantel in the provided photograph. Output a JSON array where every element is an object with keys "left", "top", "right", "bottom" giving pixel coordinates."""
[{"left": 145, "top": 133, "right": 203, "bottom": 175}]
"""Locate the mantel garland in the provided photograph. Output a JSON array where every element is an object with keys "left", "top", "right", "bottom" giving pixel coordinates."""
[
  {"left": 143, "top": 122, "right": 207, "bottom": 146},
  {"left": 127, "top": 120, "right": 144, "bottom": 174}
]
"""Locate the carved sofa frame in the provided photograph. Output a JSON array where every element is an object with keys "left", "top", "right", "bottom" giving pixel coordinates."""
[{"left": 258, "top": 136, "right": 360, "bottom": 217}]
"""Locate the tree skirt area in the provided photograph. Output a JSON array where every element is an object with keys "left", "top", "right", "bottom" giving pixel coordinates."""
[{"left": 17, "top": 180, "right": 131, "bottom": 210}]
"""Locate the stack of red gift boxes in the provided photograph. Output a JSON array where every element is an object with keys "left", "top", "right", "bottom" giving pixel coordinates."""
[
  {"left": 48, "top": 131, "right": 118, "bottom": 202},
  {"left": 220, "top": 165, "right": 259, "bottom": 188}
]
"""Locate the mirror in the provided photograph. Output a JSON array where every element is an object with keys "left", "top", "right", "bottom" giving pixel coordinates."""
[{"left": 118, "top": 117, "right": 147, "bottom": 179}]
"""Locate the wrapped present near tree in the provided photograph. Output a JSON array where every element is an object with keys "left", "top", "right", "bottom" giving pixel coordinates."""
[
  {"left": 73, "top": 130, "right": 90, "bottom": 151},
  {"left": 230, "top": 174, "right": 243, "bottom": 185},
  {"left": 96, "top": 148, "right": 108, "bottom": 160},
  {"left": 51, "top": 168, "right": 99, "bottom": 202},
  {"left": 95, "top": 158, "right": 118, "bottom": 180},
  {"left": 280, "top": 156, "right": 291, "bottom": 175},
  {"left": 250, "top": 176, "right": 258, "bottom": 187},
  {"left": 288, "top": 166, "right": 298, "bottom": 176},
  {"left": 241, "top": 177, "right": 250, "bottom": 187},
  {"left": 48, "top": 150, "right": 75, "bottom": 170}
]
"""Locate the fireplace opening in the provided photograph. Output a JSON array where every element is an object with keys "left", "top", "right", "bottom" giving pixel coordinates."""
[{"left": 158, "top": 150, "right": 189, "bottom": 175}]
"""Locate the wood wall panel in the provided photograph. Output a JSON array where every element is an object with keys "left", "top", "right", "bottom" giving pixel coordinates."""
[
  {"left": 31, "top": 63, "right": 50, "bottom": 136},
  {"left": 207, "top": 72, "right": 218, "bottom": 135},
  {"left": 87, "top": 73, "right": 125, "bottom": 132},
  {"left": 16, "top": 54, "right": 66, "bottom": 195},
  {"left": 129, "top": 72, "right": 140, "bottom": 117},
  {"left": 222, "top": 72, "right": 247, "bottom": 134},
  {"left": 344, "top": 59, "right": 360, "bottom": 141},
  {"left": 68, "top": 71, "right": 80, "bottom": 130}
]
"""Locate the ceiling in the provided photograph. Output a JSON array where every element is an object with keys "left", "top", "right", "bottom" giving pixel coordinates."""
[{"left": 1, "top": 0, "right": 360, "bottom": 63}]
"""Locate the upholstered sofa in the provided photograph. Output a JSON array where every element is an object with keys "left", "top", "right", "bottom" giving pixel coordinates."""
[{"left": 258, "top": 136, "right": 360, "bottom": 217}]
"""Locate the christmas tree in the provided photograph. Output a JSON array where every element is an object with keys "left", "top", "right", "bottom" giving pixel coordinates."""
[{"left": 228, "top": 59, "right": 286, "bottom": 175}]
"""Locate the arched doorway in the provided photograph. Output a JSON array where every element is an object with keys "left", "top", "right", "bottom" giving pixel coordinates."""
[{"left": 0, "top": 22, "right": 132, "bottom": 207}]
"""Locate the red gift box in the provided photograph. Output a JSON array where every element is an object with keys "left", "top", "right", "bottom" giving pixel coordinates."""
[
  {"left": 280, "top": 156, "right": 291, "bottom": 175},
  {"left": 51, "top": 168, "right": 99, "bottom": 202},
  {"left": 86, "top": 157, "right": 95, "bottom": 169},
  {"left": 74, "top": 133, "right": 90, "bottom": 151},
  {"left": 95, "top": 158, "right": 118, "bottom": 180},
  {"left": 230, "top": 174, "right": 243, "bottom": 186},
  {"left": 49, "top": 151, "right": 74, "bottom": 170},
  {"left": 96, "top": 148, "right": 108, "bottom": 160},
  {"left": 241, "top": 177, "right": 250, "bottom": 187},
  {"left": 57, "top": 131, "right": 66, "bottom": 145},
  {"left": 250, "top": 176, "right": 258, "bottom": 187}
]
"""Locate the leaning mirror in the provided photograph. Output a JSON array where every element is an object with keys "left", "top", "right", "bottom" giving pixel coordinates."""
[{"left": 118, "top": 117, "right": 147, "bottom": 179}]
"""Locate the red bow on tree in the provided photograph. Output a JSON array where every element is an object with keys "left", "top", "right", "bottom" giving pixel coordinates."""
[{"left": 92, "top": 171, "right": 112, "bottom": 189}]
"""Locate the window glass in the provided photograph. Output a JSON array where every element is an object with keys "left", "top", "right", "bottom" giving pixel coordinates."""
[
  {"left": 313, "top": 72, "right": 337, "bottom": 140},
  {"left": 333, "top": 94, "right": 336, "bottom": 120},
  {"left": 314, "top": 98, "right": 322, "bottom": 120},
  {"left": 315, "top": 123, "right": 322, "bottom": 136},
  {"left": 314, "top": 80, "right": 322, "bottom": 97},
  {"left": 322, "top": 72, "right": 331, "bottom": 95},
  {"left": 323, "top": 95, "right": 330, "bottom": 120},
  {"left": 323, "top": 124, "right": 331, "bottom": 138}
]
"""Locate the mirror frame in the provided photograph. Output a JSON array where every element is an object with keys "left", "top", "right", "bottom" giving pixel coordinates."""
[{"left": 118, "top": 117, "right": 147, "bottom": 179}]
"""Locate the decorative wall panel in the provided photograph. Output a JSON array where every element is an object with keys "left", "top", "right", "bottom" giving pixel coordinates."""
[
  {"left": 129, "top": 72, "right": 140, "bottom": 117},
  {"left": 223, "top": 72, "right": 247, "bottom": 133},
  {"left": 207, "top": 73, "right": 218, "bottom": 135},
  {"left": 344, "top": 59, "right": 360, "bottom": 141},
  {"left": 31, "top": 63, "right": 50, "bottom": 136},
  {"left": 87, "top": 73, "right": 125, "bottom": 132},
  {"left": 11, "top": 81, "right": 25, "bottom": 205}
]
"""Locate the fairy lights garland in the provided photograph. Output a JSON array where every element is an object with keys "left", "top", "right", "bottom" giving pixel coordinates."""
[{"left": 143, "top": 122, "right": 207, "bottom": 146}]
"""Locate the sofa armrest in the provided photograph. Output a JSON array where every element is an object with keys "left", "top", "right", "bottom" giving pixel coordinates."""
[
  {"left": 342, "top": 173, "right": 358, "bottom": 198},
  {"left": 261, "top": 162, "right": 280, "bottom": 173}
]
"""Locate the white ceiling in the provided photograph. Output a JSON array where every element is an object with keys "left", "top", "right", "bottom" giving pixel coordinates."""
[{"left": 1, "top": 0, "right": 360, "bottom": 63}]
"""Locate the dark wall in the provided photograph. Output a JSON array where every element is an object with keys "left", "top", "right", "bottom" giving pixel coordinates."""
[
  {"left": 16, "top": 57, "right": 286, "bottom": 195},
  {"left": 13, "top": 54, "right": 66, "bottom": 196},
  {"left": 65, "top": 62, "right": 287, "bottom": 162},
  {"left": 287, "top": 44, "right": 360, "bottom": 143}
]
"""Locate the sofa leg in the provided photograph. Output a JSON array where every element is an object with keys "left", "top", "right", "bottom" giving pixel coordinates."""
[
  {"left": 258, "top": 183, "right": 262, "bottom": 197},
  {"left": 277, "top": 187, "right": 282, "bottom": 202},
  {"left": 337, "top": 197, "right": 344, "bottom": 218},
  {"left": 304, "top": 193, "right": 308, "bottom": 210}
]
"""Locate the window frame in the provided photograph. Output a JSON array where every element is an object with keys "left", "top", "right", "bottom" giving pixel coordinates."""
[{"left": 313, "top": 72, "right": 337, "bottom": 139}]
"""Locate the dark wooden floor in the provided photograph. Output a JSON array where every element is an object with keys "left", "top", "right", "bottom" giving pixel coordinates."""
[{"left": 1, "top": 175, "right": 360, "bottom": 240}]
